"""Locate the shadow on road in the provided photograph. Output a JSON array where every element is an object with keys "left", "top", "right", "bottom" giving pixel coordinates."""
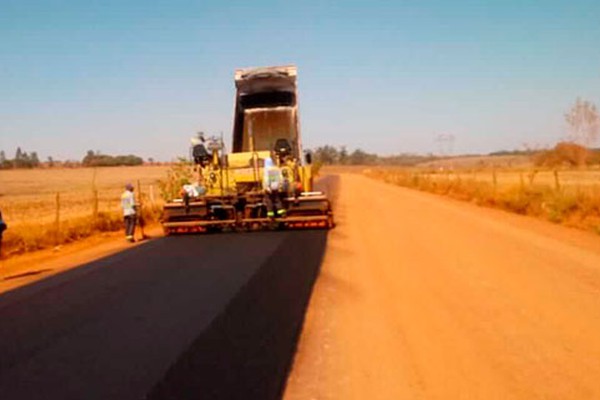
[{"left": 146, "top": 229, "right": 328, "bottom": 400}]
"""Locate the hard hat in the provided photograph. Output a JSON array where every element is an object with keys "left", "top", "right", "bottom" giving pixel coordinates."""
[{"left": 191, "top": 131, "right": 205, "bottom": 146}]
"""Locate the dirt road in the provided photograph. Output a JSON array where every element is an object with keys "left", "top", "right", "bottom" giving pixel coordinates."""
[
  {"left": 285, "top": 173, "right": 600, "bottom": 400},
  {"left": 2, "top": 173, "right": 600, "bottom": 399}
]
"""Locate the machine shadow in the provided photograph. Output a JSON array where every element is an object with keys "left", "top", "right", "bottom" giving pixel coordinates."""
[{"left": 146, "top": 229, "right": 328, "bottom": 400}]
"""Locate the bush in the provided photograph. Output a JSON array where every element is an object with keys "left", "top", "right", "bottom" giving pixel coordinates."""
[
  {"left": 158, "top": 158, "right": 194, "bottom": 201},
  {"left": 534, "top": 142, "right": 590, "bottom": 167}
]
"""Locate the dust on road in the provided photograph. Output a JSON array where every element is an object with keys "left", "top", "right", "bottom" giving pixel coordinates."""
[{"left": 285, "top": 173, "right": 600, "bottom": 400}]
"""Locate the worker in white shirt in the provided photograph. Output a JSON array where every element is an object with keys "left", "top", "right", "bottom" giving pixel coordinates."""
[{"left": 121, "top": 183, "right": 137, "bottom": 242}]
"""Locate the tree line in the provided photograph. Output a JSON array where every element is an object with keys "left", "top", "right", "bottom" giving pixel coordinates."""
[
  {"left": 82, "top": 150, "right": 143, "bottom": 167},
  {"left": 0, "top": 148, "right": 145, "bottom": 169},
  {"left": 313, "top": 99, "right": 600, "bottom": 167},
  {"left": 0, "top": 147, "right": 41, "bottom": 169},
  {"left": 311, "top": 145, "right": 438, "bottom": 166}
]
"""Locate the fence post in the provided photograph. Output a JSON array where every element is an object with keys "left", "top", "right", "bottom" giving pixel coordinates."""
[
  {"left": 137, "top": 180, "right": 146, "bottom": 240},
  {"left": 55, "top": 192, "right": 61, "bottom": 245},
  {"left": 90, "top": 167, "right": 99, "bottom": 226},
  {"left": 553, "top": 169, "right": 561, "bottom": 192},
  {"left": 528, "top": 169, "right": 537, "bottom": 186},
  {"left": 92, "top": 189, "right": 99, "bottom": 220},
  {"left": 149, "top": 185, "right": 155, "bottom": 205}
]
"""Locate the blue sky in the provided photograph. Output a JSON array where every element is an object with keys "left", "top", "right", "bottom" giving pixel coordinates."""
[{"left": 1, "top": 0, "right": 599, "bottom": 160}]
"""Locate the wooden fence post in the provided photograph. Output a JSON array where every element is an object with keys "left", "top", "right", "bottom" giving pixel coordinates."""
[
  {"left": 149, "top": 185, "right": 155, "bottom": 206},
  {"left": 553, "top": 169, "right": 561, "bottom": 192},
  {"left": 92, "top": 189, "right": 99, "bottom": 220},
  {"left": 137, "top": 180, "right": 146, "bottom": 240},
  {"left": 91, "top": 167, "right": 99, "bottom": 225},
  {"left": 528, "top": 169, "right": 537, "bottom": 186},
  {"left": 55, "top": 192, "right": 60, "bottom": 245}
]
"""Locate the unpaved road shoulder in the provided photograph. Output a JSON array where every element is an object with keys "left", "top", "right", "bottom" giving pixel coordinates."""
[{"left": 285, "top": 173, "right": 600, "bottom": 400}]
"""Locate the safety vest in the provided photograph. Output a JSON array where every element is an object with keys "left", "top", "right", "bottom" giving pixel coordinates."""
[
  {"left": 265, "top": 168, "right": 283, "bottom": 191},
  {"left": 121, "top": 191, "right": 136, "bottom": 216}
]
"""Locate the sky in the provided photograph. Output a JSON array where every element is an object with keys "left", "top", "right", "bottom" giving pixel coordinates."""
[{"left": 1, "top": 0, "right": 600, "bottom": 161}]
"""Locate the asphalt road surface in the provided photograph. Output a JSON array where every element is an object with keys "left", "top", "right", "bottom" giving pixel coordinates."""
[
  {"left": 0, "top": 223, "right": 329, "bottom": 399},
  {"left": 285, "top": 174, "right": 600, "bottom": 400}
]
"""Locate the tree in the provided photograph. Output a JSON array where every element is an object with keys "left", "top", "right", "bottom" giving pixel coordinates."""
[
  {"left": 83, "top": 150, "right": 95, "bottom": 165},
  {"left": 338, "top": 146, "right": 348, "bottom": 165},
  {"left": 565, "top": 98, "right": 600, "bottom": 146},
  {"left": 348, "top": 148, "right": 377, "bottom": 165},
  {"left": 30, "top": 152, "right": 40, "bottom": 167},
  {"left": 313, "top": 145, "right": 339, "bottom": 164},
  {"left": 47, "top": 156, "right": 54, "bottom": 167},
  {"left": 0, "top": 150, "right": 9, "bottom": 169},
  {"left": 14, "top": 147, "right": 25, "bottom": 168}
]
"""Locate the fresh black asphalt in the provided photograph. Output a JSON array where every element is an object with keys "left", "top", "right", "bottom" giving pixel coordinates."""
[{"left": 0, "top": 229, "right": 328, "bottom": 400}]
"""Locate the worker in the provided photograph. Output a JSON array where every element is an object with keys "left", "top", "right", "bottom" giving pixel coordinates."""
[
  {"left": 121, "top": 183, "right": 137, "bottom": 242},
  {"left": 263, "top": 157, "right": 286, "bottom": 218},
  {"left": 0, "top": 209, "right": 6, "bottom": 258}
]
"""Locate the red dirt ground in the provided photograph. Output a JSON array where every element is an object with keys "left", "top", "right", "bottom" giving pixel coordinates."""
[{"left": 285, "top": 173, "right": 600, "bottom": 400}]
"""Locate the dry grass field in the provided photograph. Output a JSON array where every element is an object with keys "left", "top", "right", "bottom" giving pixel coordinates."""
[
  {"left": 0, "top": 165, "right": 169, "bottom": 255},
  {"left": 365, "top": 166, "right": 600, "bottom": 233},
  {"left": 369, "top": 167, "right": 600, "bottom": 190},
  {"left": 417, "top": 154, "right": 532, "bottom": 170}
]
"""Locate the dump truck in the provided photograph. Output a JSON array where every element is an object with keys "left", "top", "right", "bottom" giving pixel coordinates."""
[{"left": 162, "top": 65, "right": 334, "bottom": 234}]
